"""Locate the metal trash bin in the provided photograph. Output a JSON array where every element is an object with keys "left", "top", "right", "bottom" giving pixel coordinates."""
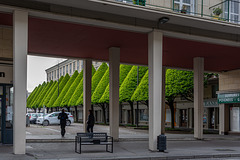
[
  {"left": 157, "top": 134, "right": 166, "bottom": 152},
  {"left": 26, "top": 115, "right": 30, "bottom": 127}
]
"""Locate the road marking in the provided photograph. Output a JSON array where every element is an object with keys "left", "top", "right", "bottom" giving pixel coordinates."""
[
  {"left": 44, "top": 128, "right": 70, "bottom": 135},
  {"left": 26, "top": 131, "right": 32, "bottom": 135},
  {"left": 45, "top": 128, "right": 60, "bottom": 133}
]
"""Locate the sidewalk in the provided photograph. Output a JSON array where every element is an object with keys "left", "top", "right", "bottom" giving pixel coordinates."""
[
  {"left": 1, "top": 139, "right": 240, "bottom": 160},
  {"left": 1, "top": 124, "right": 240, "bottom": 160}
]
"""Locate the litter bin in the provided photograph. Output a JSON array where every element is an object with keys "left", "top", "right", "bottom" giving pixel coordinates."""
[
  {"left": 26, "top": 115, "right": 30, "bottom": 127},
  {"left": 157, "top": 134, "right": 166, "bottom": 152}
]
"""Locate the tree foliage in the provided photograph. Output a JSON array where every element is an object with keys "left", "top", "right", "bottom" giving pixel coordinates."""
[
  {"left": 40, "top": 81, "right": 57, "bottom": 108},
  {"left": 47, "top": 74, "right": 70, "bottom": 108},
  {"left": 131, "top": 70, "right": 148, "bottom": 102},
  {"left": 29, "top": 82, "right": 46, "bottom": 108},
  {"left": 27, "top": 85, "right": 40, "bottom": 108},
  {"left": 60, "top": 70, "right": 83, "bottom": 107},
  {"left": 99, "top": 64, "right": 133, "bottom": 103},
  {"left": 165, "top": 69, "right": 194, "bottom": 102},
  {"left": 119, "top": 66, "right": 148, "bottom": 103},
  {"left": 53, "top": 71, "right": 79, "bottom": 107},
  {"left": 32, "top": 81, "right": 53, "bottom": 108},
  {"left": 68, "top": 66, "right": 96, "bottom": 106},
  {"left": 92, "top": 68, "right": 109, "bottom": 104},
  {"left": 91, "top": 62, "right": 108, "bottom": 94},
  {"left": 43, "top": 76, "right": 64, "bottom": 108}
]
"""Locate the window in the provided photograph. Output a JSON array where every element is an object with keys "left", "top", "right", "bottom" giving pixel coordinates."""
[
  {"left": 70, "top": 63, "right": 72, "bottom": 74},
  {"left": 212, "top": 84, "right": 219, "bottom": 98},
  {"left": 140, "top": 109, "right": 148, "bottom": 121},
  {"left": 225, "top": 0, "right": 240, "bottom": 23},
  {"left": 66, "top": 65, "right": 68, "bottom": 74},
  {"left": 52, "top": 71, "right": 53, "bottom": 80},
  {"left": 174, "top": 0, "right": 195, "bottom": 14},
  {"left": 63, "top": 66, "right": 65, "bottom": 75},
  {"left": 116, "top": 0, "right": 133, "bottom": 4},
  {"left": 73, "top": 62, "right": 76, "bottom": 72},
  {"left": 60, "top": 68, "right": 62, "bottom": 77},
  {"left": 81, "top": 61, "right": 83, "bottom": 70},
  {"left": 77, "top": 60, "right": 80, "bottom": 71},
  {"left": 54, "top": 70, "right": 56, "bottom": 79}
]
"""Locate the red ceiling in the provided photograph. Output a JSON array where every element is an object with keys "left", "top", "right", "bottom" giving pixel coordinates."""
[{"left": 1, "top": 12, "right": 240, "bottom": 72}]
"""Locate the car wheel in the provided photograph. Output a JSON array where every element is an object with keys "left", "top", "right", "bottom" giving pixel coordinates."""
[
  {"left": 43, "top": 120, "right": 49, "bottom": 126},
  {"left": 66, "top": 120, "right": 71, "bottom": 126}
]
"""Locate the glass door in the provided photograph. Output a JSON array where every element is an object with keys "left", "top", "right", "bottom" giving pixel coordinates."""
[
  {"left": 1, "top": 84, "right": 13, "bottom": 144},
  {"left": 0, "top": 85, "right": 3, "bottom": 143},
  {"left": 0, "top": 97, "right": 2, "bottom": 143}
]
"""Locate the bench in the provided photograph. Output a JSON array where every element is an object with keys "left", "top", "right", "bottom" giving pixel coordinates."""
[{"left": 75, "top": 132, "right": 113, "bottom": 154}]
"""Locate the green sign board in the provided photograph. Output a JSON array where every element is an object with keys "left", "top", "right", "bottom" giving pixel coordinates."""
[{"left": 218, "top": 93, "right": 240, "bottom": 104}]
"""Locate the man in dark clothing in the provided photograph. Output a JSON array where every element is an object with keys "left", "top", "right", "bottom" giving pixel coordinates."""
[
  {"left": 58, "top": 109, "right": 68, "bottom": 137},
  {"left": 87, "top": 110, "right": 95, "bottom": 133}
]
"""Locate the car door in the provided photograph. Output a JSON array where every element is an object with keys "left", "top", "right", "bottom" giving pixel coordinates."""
[{"left": 51, "top": 113, "right": 60, "bottom": 124}]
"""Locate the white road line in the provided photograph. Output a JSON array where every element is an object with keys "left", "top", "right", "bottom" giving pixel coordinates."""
[
  {"left": 26, "top": 131, "right": 32, "bottom": 135},
  {"left": 44, "top": 128, "right": 70, "bottom": 135},
  {"left": 45, "top": 128, "right": 60, "bottom": 133}
]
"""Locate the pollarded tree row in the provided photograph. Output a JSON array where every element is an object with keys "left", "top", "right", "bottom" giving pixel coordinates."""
[
  {"left": 53, "top": 71, "right": 79, "bottom": 107},
  {"left": 60, "top": 69, "right": 84, "bottom": 107},
  {"left": 47, "top": 74, "right": 70, "bottom": 108}
]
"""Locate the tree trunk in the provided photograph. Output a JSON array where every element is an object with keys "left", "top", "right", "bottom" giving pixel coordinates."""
[
  {"left": 75, "top": 106, "right": 78, "bottom": 122},
  {"left": 46, "top": 107, "right": 49, "bottom": 113},
  {"left": 129, "top": 101, "right": 134, "bottom": 125},
  {"left": 51, "top": 107, "right": 53, "bottom": 112},
  {"left": 169, "top": 102, "right": 175, "bottom": 129},
  {"left": 34, "top": 108, "right": 37, "bottom": 113}
]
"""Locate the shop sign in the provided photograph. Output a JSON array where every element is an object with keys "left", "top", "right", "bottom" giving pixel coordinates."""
[
  {"left": 204, "top": 100, "right": 218, "bottom": 107},
  {"left": 218, "top": 93, "right": 240, "bottom": 104}
]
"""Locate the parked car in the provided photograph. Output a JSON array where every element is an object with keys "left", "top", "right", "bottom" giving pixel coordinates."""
[
  {"left": 36, "top": 112, "right": 74, "bottom": 126},
  {"left": 26, "top": 113, "right": 43, "bottom": 124}
]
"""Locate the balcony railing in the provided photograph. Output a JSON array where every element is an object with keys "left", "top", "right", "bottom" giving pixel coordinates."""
[{"left": 115, "top": 0, "right": 240, "bottom": 24}]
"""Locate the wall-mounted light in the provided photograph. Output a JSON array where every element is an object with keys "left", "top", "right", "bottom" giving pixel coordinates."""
[{"left": 158, "top": 17, "right": 169, "bottom": 24}]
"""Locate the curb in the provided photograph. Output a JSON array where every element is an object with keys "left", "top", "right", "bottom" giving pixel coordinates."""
[{"left": 85, "top": 154, "right": 240, "bottom": 160}]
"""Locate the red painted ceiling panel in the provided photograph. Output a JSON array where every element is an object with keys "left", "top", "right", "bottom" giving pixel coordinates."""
[{"left": 1, "top": 12, "right": 240, "bottom": 72}]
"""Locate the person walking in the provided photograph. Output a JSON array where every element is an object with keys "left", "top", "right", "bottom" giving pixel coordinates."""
[
  {"left": 58, "top": 109, "right": 68, "bottom": 137},
  {"left": 87, "top": 110, "right": 95, "bottom": 133}
]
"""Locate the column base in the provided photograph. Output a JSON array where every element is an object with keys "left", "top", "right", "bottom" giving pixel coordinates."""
[{"left": 219, "top": 131, "right": 228, "bottom": 135}]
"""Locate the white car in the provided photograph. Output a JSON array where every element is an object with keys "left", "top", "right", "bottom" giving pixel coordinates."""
[{"left": 36, "top": 112, "right": 74, "bottom": 126}]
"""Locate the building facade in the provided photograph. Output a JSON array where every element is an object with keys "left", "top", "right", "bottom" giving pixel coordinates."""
[
  {"left": 0, "top": 0, "right": 240, "bottom": 154},
  {"left": 45, "top": 60, "right": 102, "bottom": 82}
]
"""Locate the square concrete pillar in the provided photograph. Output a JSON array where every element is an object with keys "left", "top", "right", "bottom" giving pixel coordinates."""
[
  {"left": 193, "top": 57, "right": 204, "bottom": 140},
  {"left": 83, "top": 59, "right": 92, "bottom": 132},
  {"left": 109, "top": 47, "right": 120, "bottom": 141},
  {"left": 148, "top": 30, "right": 164, "bottom": 151},
  {"left": 13, "top": 10, "right": 28, "bottom": 154},
  {"left": 219, "top": 104, "right": 229, "bottom": 135}
]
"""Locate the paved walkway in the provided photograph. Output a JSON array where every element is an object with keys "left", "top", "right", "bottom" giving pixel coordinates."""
[{"left": 1, "top": 124, "right": 240, "bottom": 160}]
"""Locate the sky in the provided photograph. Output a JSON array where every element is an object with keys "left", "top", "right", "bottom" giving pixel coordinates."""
[{"left": 27, "top": 55, "right": 66, "bottom": 92}]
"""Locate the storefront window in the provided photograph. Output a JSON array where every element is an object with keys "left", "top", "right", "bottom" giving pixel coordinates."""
[{"left": 140, "top": 109, "right": 148, "bottom": 121}]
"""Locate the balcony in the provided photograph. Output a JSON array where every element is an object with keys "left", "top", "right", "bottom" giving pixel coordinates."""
[{"left": 115, "top": 0, "right": 240, "bottom": 24}]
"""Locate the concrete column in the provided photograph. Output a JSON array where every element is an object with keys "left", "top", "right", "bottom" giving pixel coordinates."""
[
  {"left": 13, "top": 10, "right": 28, "bottom": 154},
  {"left": 219, "top": 104, "right": 229, "bottom": 135},
  {"left": 214, "top": 108, "right": 219, "bottom": 130},
  {"left": 83, "top": 59, "right": 92, "bottom": 132},
  {"left": 161, "top": 67, "right": 166, "bottom": 135},
  {"left": 193, "top": 57, "right": 204, "bottom": 140},
  {"left": 188, "top": 108, "right": 194, "bottom": 128},
  {"left": 109, "top": 47, "right": 120, "bottom": 141},
  {"left": 148, "top": 30, "right": 163, "bottom": 151}
]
